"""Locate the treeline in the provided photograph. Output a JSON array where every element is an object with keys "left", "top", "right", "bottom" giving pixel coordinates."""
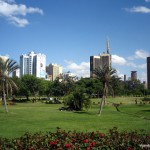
[{"left": 9, "top": 74, "right": 150, "bottom": 100}]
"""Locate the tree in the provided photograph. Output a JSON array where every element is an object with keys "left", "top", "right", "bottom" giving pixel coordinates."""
[
  {"left": 21, "top": 75, "right": 41, "bottom": 102},
  {"left": 75, "top": 78, "right": 103, "bottom": 98},
  {"left": 111, "top": 76, "right": 124, "bottom": 96},
  {"left": 93, "top": 65, "right": 117, "bottom": 116},
  {"left": 0, "top": 57, "right": 19, "bottom": 112},
  {"left": 64, "top": 89, "right": 91, "bottom": 111},
  {"left": 58, "top": 73, "right": 76, "bottom": 95}
]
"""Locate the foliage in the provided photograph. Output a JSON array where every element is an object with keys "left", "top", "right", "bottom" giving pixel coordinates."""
[
  {"left": 75, "top": 78, "right": 103, "bottom": 98},
  {"left": 20, "top": 75, "right": 41, "bottom": 102},
  {"left": 8, "top": 74, "right": 148, "bottom": 99},
  {"left": 0, "top": 127, "right": 149, "bottom": 149},
  {"left": 0, "top": 57, "right": 19, "bottom": 112},
  {"left": 63, "top": 90, "right": 91, "bottom": 111},
  {"left": 93, "top": 65, "right": 117, "bottom": 115}
]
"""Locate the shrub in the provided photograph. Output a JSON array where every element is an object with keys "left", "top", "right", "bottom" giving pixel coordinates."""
[
  {"left": 64, "top": 91, "right": 91, "bottom": 111},
  {"left": 0, "top": 127, "right": 149, "bottom": 149}
]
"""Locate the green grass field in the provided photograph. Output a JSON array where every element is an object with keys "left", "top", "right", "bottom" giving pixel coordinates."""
[{"left": 0, "top": 97, "right": 149, "bottom": 138}]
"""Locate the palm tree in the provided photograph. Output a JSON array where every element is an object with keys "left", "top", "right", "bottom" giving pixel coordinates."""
[
  {"left": 0, "top": 57, "right": 19, "bottom": 112},
  {"left": 93, "top": 64, "right": 116, "bottom": 116}
]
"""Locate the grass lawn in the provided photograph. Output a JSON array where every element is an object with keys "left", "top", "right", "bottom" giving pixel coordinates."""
[{"left": 0, "top": 97, "right": 149, "bottom": 138}]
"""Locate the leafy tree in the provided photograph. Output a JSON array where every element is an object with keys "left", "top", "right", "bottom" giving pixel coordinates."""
[
  {"left": 46, "top": 81, "right": 54, "bottom": 97},
  {"left": 0, "top": 57, "right": 19, "bottom": 112},
  {"left": 93, "top": 65, "right": 117, "bottom": 116},
  {"left": 37, "top": 79, "right": 49, "bottom": 98},
  {"left": 50, "top": 74, "right": 76, "bottom": 97},
  {"left": 111, "top": 76, "right": 124, "bottom": 96},
  {"left": 76, "top": 78, "right": 103, "bottom": 98},
  {"left": 59, "top": 74, "right": 76, "bottom": 95},
  {"left": 21, "top": 75, "right": 41, "bottom": 102},
  {"left": 64, "top": 89, "right": 91, "bottom": 111},
  {"left": 51, "top": 77, "right": 64, "bottom": 97},
  {"left": 11, "top": 76, "right": 22, "bottom": 97},
  {"left": 123, "top": 79, "right": 145, "bottom": 96}
]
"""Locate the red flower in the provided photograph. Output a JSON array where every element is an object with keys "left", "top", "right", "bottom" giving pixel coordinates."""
[
  {"left": 84, "top": 139, "right": 89, "bottom": 143},
  {"left": 100, "top": 133, "right": 105, "bottom": 138},
  {"left": 91, "top": 141, "right": 96, "bottom": 147},
  {"left": 50, "top": 140, "right": 58, "bottom": 146},
  {"left": 86, "top": 147, "right": 91, "bottom": 150},
  {"left": 65, "top": 143, "right": 71, "bottom": 149},
  {"left": 127, "top": 148, "right": 132, "bottom": 150}
]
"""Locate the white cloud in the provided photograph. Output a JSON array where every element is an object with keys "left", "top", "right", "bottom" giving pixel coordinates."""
[
  {"left": 9, "top": 16, "right": 29, "bottom": 27},
  {"left": 135, "top": 49, "right": 150, "bottom": 59},
  {"left": 127, "top": 49, "right": 149, "bottom": 61},
  {"left": 125, "top": 6, "right": 150, "bottom": 13},
  {"left": 140, "top": 72, "right": 147, "bottom": 82},
  {"left": 112, "top": 54, "right": 144, "bottom": 68},
  {"left": 112, "top": 55, "right": 127, "bottom": 65},
  {"left": 0, "top": 0, "right": 43, "bottom": 27},
  {"left": 145, "top": 0, "right": 150, "bottom": 2},
  {"left": 64, "top": 60, "right": 90, "bottom": 78},
  {"left": 138, "top": 63, "right": 146, "bottom": 69},
  {"left": 127, "top": 62, "right": 137, "bottom": 68}
]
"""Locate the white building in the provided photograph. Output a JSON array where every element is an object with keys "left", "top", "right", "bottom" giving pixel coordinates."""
[
  {"left": 20, "top": 51, "right": 46, "bottom": 78},
  {"left": 46, "top": 63, "right": 62, "bottom": 81},
  {"left": 12, "top": 68, "right": 20, "bottom": 78}
]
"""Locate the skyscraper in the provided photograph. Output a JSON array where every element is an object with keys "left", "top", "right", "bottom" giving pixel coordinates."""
[
  {"left": 147, "top": 57, "right": 150, "bottom": 89},
  {"left": 90, "top": 55, "right": 101, "bottom": 77},
  {"left": 90, "top": 39, "right": 111, "bottom": 78},
  {"left": 20, "top": 51, "right": 46, "bottom": 78},
  {"left": 46, "top": 63, "right": 62, "bottom": 81},
  {"left": 131, "top": 71, "right": 137, "bottom": 80}
]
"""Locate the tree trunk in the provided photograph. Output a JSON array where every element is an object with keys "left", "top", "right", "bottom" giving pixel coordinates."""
[
  {"left": 2, "top": 81, "right": 8, "bottom": 113},
  {"left": 98, "top": 95, "right": 105, "bottom": 116},
  {"left": 98, "top": 82, "right": 107, "bottom": 116}
]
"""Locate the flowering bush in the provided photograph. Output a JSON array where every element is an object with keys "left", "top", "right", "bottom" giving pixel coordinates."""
[{"left": 0, "top": 127, "right": 149, "bottom": 150}]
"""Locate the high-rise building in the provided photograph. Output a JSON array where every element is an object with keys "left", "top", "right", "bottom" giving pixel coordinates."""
[
  {"left": 131, "top": 71, "right": 137, "bottom": 80},
  {"left": 124, "top": 74, "right": 126, "bottom": 82},
  {"left": 90, "top": 39, "right": 111, "bottom": 78},
  {"left": 12, "top": 68, "right": 20, "bottom": 78},
  {"left": 147, "top": 57, "right": 150, "bottom": 89},
  {"left": 100, "top": 52, "right": 111, "bottom": 68},
  {"left": 20, "top": 51, "right": 46, "bottom": 78},
  {"left": 46, "top": 63, "right": 62, "bottom": 81},
  {"left": 90, "top": 56, "right": 101, "bottom": 77}
]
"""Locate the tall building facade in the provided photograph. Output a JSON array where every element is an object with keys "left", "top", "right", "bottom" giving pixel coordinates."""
[
  {"left": 90, "top": 56, "right": 101, "bottom": 77},
  {"left": 131, "top": 71, "right": 137, "bottom": 80},
  {"left": 20, "top": 51, "right": 46, "bottom": 78},
  {"left": 46, "top": 63, "right": 62, "bottom": 81},
  {"left": 12, "top": 68, "right": 20, "bottom": 78},
  {"left": 147, "top": 57, "right": 150, "bottom": 89},
  {"left": 90, "top": 39, "right": 111, "bottom": 78}
]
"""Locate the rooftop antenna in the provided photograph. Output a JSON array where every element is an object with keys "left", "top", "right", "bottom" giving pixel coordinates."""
[{"left": 106, "top": 38, "right": 110, "bottom": 54}]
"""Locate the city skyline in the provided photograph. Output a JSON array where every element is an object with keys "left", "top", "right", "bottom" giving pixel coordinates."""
[{"left": 0, "top": 0, "right": 150, "bottom": 82}]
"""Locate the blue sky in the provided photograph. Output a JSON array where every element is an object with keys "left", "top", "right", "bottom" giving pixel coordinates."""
[{"left": 0, "top": 0, "right": 150, "bottom": 82}]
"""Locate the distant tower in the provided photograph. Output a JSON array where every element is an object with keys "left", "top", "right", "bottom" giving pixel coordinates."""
[
  {"left": 124, "top": 74, "right": 126, "bottom": 82},
  {"left": 90, "top": 55, "right": 101, "bottom": 78},
  {"left": 90, "top": 39, "right": 111, "bottom": 78},
  {"left": 147, "top": 57, "right": 150, "bottom": 89},
  {"left": 106, "top": 38, "right": 110, "bottom": 54},
  {"left": 131, "top": 71, "right": 137, "bottom": 80}
]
